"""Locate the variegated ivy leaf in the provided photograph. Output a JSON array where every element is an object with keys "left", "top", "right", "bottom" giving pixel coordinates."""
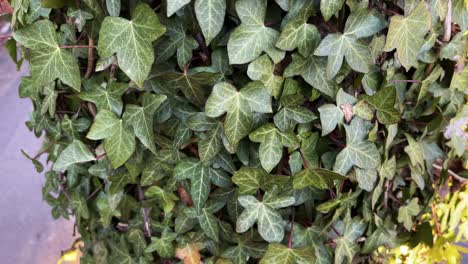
[
  {"left": 333, "top": 218, "right": 367, "bottom": 264},
  {"left": 315, "top": 8, "right": 386, "bottom": 79},
  {"left": 198, "top": 208, "right": 220, "bottom": 242},
  {"left": 195, "top": 0, "right": 226, "bottom": 45},
  {"left": 67, "top": 8, "right": 93, "bottom": 32},
  {"left": 398, "top": 198, "right": 421, "bottom": 231},
  {"left": 145, "top": 186, "right": 178, "bottom": 214},
  {"left": 236, "top": 188, "right": 295, "bottom": 243},
  {"left": 167, "top": 0, "right": 191, "bottom": 16},
  {"left": 227, "top": 0, "right": 282, "bottom": 64},
  {"left": 98, "top": 4, "right": 166, "bottom": 87},
  {"left": 259, "top": 243, "right": 315, "bottom": 264},
  {"left": 318, "top": 89, "right": 357, "bottom": 136},
  {"left": 158, "top": 70, "right": 220, "bottom": 106},
  {"left": 221, "top": 233, "right": 266, "bottom": 263},
  {"left": 205, "top": 81, "right": 272, "bottom": 148},
  {"left": 293, "top": 168, "right": 346, "bottom": 190},
  {"left": 247, "top": 55, "right": 284, "bottom": 97},
  {"left": 174, "top": 158, "right": 231, "bottom": 212},
  {"left": 53, "top": 140, "right": 95, "bottom": 172},
  {"left": 145, "top": 228, "right": 177, "bottom": 258},
  {"left": 320, "top": 0, "right": 345, "bottom": 21},
  {"left": 87, "top": 109, "right": 136, "bottom": 168},
  {"left": 384, "top": 2, "right": 431, "bottom": 71},
  {"left": 284, "top": 53, "right": 339, "bottom": 97},
  {"left": 333, "top": 118, "right": 381, "bottom": 175},
  {"left": 79, "top": 82, "right": 128, "bottom": 116},
  {"left": 274, "top": 94, "right": 317, "bottom": 132},
  {"left": 360, "top": 86, "right": 400, "bottom": 125},
  {"left": 123, "top": 93, "right": 167, "bottom": 153},
  {"left": 13, "top": 20, "right": 81, "bottom": 91},
  {"left": 249, "top": 123, "right": 299, "bottom": 172},
  {"left": 232, "top": 167, "right": 269, "bottom": 195},
  {"left": 276, "top": 1, "right": 319, "bottom": 57}
]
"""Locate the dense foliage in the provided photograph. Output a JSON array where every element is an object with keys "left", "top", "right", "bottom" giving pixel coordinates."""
[{"left": 4, "top": 0, "right": 468, "bottom": 263}]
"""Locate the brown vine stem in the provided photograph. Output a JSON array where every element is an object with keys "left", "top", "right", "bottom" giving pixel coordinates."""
[
  {"left": 288, "top": 208, "right": 295, "bottom": 249},
  {"left": 33, "top": 141, "right": 56, "bottom": 160},
  {"left": 431, "top": 203, "right": 442, "bottom": 236},
  {"left": 84, "top": 37, "right": 95, "bottom": 79},
  {"left": 95, "top": 152, "right": 106, "bottom": 160},
  {"left": 137, "top": 185, "right": 152, "bottom": 237},
  {"left": 59, "top": 45, "right": 96, "bottom": 49}
]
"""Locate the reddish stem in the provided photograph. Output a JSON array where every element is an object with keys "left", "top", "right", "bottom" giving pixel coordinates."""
[
  {"left": 0, "top": 35, "right": 11, "bottom": 39},
  {"left": 95, "top": 153, "right": 106, "bottom": 160},
  {"left": 288, "top": 208, "right": 295, "bottom": 249}
]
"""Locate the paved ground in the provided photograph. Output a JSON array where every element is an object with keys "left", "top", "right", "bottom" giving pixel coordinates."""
[{"left": 0, "top": 47, "right": 78, "bottom": 263}]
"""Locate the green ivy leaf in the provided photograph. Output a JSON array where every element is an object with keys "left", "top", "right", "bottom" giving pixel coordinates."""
[
  {"left": 259, "top": 243, "right": 315, "bottom": 264},
  {"left": 232, "top": 167, "right": 269, "bottom": 195},
  {"left": 227, "top": 0, "right": 281, "bottom": 64},
  {"left": 249, "top": 123, "right": 299, "bottom": 172},
  {"left": 247, "top": 55, "right": 284, "bottom": 97},
  {"left": 53, "top": 140, "right": 95, "bottom": 172},
  {"left": 106, "top": 0, "right": 120, "bottom": 16},
  {"left": 205, "top": 81, "right": 272, "bottom": 148},
  {"left": 236, "top": 188, "right": 295, "bottom": 243},
  {"left": 284, "top": 53, "right": 338, "bottom": 97},
  {"left": 167, "top": 0, "right": 191, "bottom": 16},
  {"left": 360, "top": 86, "right": 400, "bottom": 125},
  {"left": 293, "top": 168, "right": 346, "bottom": 190},
  {"left": 13, "top": 20, "right": 81, "bottom": 91},
  {"left": 175, "top": 158, "right": 231, "bottom": 212},
  {"left": 315, "top": 9, "right": 385, "bottom": 79},
  {"left": 79, "top": 82, "right": 128, "bottom": 116},
  {"left": 333, "top": 118, "right": 380, "bottom": 175},
  {"left": 384, "top": 2, "right": 431, "bottom": 70},
  {"left": 98, "top": 3, "right": 166, "bottom": 87},
  {"left": 123, "top": 93, "right": 167, "bottom": 153},
  {"left": 145, "top": 186, "right": 178, "bottom": 214},
  {"left": 398, "top": 198, "right": 421, "bottom": 231},
  {"left": 159, "top": 70, "right": 220, "bottom": 106},
  {"left": 195, "top": 0, "right": 226, "bottom": 45},
  {"left": 320, "top": 0, "right": 345, "bottom": 21},
  {"left": 334, "top": 218, "right": 367, "bottom": 264},
  {"left": 276, "top": 3, "right": 319, "bottom": 57},
  {"left": 199, "top": 208, "right": 220, "bottom": 242},
  {"left": 145, "top": 228, "right": 177, "bottom": 258},
  {"left": 87, "top": 110, "right": 136, "bottom": 168}
]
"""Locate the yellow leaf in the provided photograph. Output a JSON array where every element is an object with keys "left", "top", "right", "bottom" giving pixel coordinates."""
[{"left": 175, "top": 242, "right": 203, "bottom": 264}]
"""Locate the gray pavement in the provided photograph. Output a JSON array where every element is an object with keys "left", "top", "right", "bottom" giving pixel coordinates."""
[{"left": 0, "top": 47, "right": 77, "bottom": 263}]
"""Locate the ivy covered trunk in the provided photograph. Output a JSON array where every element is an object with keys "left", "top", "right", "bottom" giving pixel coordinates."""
[{"left": 5, "top": 0, "right": 468, "bottom": 263}]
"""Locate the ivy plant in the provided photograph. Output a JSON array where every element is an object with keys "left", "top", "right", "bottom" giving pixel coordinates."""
[{"left": 4, "top": 0, "right": 468, "bottom": 263}]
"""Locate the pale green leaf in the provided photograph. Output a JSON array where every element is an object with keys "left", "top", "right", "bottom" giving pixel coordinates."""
[
  {"left": 123, "top": 93, "right": 167, "bottom": 153},
  {"left": 398, "top": 198, "right": 420, "bottom": 230},
  {"left": 79, "top": 82, "right": 128, "bottom": 116},
  {"left": 53, "top": 140, "right": 95, "bottom": 172},
  {"left": 98, "top": 4, "right": 166, "bottom": 86},
  {"left": 383, "top": 2, "right": 431, "bottom": 70},
  {"left": 320, "top": 0, "right": 345, "bottom": 21},
  {"left": 205, "top": 82, "right": 272, "bottom": 148},
  {"left": 247, "top": 55, "right": 284, "bottom": 97},
  {"left": 259, "top": 243, "right": 315, "bottom": 264},
  {"left": 195, "top": 0, "right": 226, "bottom": 45},
  {"left": 13, "top": 20, "right": 81, "bottom": 91},
  {"left": 106, "top": 0, "right": 120, "bottom": 16},
  {"left": 167, "top": 0, "right": 191, "bottom": 16},
  {"left": 293, "top": 168, "right": 346, "bottom": 190}
]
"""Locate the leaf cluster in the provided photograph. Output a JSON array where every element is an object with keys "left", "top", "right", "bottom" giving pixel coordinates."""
[{"left": 7, "top": 0, "right": 468, "bottom": 263}]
